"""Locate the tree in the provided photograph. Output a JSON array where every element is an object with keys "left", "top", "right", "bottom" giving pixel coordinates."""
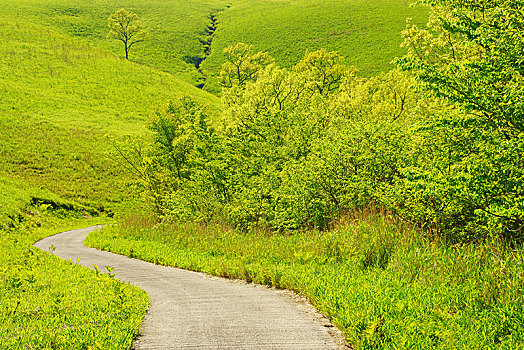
[
  {"left": 397, "top": 0, "right": 524, "bottom": 239},
  {"left": 218, "top": 43, "right": 274, "bottom": 88},
  {"left": 294, "top": 49, "right": 350, "bottom": 95},
  {"left": 399, "top": 0, "right": 524, "bottom": 137},
  {"left": 107, "top": 9, "right": 149, "bottom": 60}
]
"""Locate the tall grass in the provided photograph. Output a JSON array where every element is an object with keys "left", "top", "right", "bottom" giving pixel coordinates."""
[{"left": 86, "top": 210, "right": 524, "bottom": 349}]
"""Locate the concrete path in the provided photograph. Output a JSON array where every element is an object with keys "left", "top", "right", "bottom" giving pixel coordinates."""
[{"left": 34, "top": 226, "right": 347, "bottom": 349}]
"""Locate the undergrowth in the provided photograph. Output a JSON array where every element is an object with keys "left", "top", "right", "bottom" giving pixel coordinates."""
[
  {"left": 0, "top": 213, "right": 149, "bottom": 349},
  {"left": 86, "top": 211, "right": 524, "bottom": 349}
]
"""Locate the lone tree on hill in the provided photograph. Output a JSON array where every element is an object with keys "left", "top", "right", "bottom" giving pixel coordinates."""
[{"left": 107, "top": 9, "right": 149, "bottom": 60}]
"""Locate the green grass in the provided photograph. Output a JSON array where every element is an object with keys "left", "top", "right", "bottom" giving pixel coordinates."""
[
  {"left": 0, "top": 10, "right": 218, "bottom": 347},
  {"left": 0, "top": 216, "right": 149, "bottom": 349},
  {"left": 86, "top": 213, "right": 524, "bottom": 349},
  {"left": 0, "top": 18, "right": 219, "bottom": 134},
  {"left": 0, "top": 0, "right": 428, "bottom": 92},
  {"left": 0, "top": 16, "right": 220, "bottom": 220},
  {"left": 0, "top": 0, "right": 443, "bottom": 347},
  {"left": 201, "top": 0, "right": 428, "bottom": 92},
  {"left": 0, "top": 0, "right": 428, "bottom": 217},
  {"left": 0, "top": 5, "right": 226, "bottom": 345},
  {"left": 0, "top": 0, "right": 226, "bottom": 85}
]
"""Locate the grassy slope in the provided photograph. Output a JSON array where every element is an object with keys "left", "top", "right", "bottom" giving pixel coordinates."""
[
  {"left": 0, "top": 17, "right": 219, "bottom": 218},
  {"left": 201, "top": 0, "right": 428, "bottom": 91},
  {"left": 0, "top": 0, "right": 429, "bottom": 216},
  {"left": 2, "top": 0, "right": 427, "bottom": 91},
  {"left": 0, "top": 5, "right": 218, "bottom": 347},
  {"left": 1, "top": 0, "right": 226, "bottom": 85}
]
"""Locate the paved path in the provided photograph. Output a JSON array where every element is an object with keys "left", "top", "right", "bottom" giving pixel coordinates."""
[{"left": 34, "top": 226, "right": 347, "bottom": 349}]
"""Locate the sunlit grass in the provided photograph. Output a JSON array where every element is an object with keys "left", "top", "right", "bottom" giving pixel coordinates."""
[
  {"left": 0, "top": 217, "right": 149, "bottom": 349},
  {"left": 0, "top": 17, "right": 220, "bottom": 220},
  {"left": 0, "top": 8, "right": 222, "bottom": 346},
  {"left": 86, "top": 210, "right": 524, "bottom": 349},
  {"left": 0, "top": 0, "right": 226, "bottom": 84},
  {"left": 201, "top": 0, "right": 428, "bottom": 92},
  {"left": 0, "top": 0, "right": 428, "bottom": 93}
]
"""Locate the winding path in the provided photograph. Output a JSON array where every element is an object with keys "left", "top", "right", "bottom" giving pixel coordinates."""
[{"left": 34, "top": 226, "right": 347, "bottom": 349}]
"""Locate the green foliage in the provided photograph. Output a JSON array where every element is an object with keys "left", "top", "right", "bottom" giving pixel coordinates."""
[
  {"left": 144, "top": 28, "right": 523, "bottom": 242},
  {"left": 382, "top": 119, "right": 524, "bottom": 241},
  {"left": 107, "top": 8, "right": 149, "bottom": 60},
  {"left": 86, "top": 215, "right": 524, "bottom": 349},
  {"left": 3, "top": 0, "right": 523, "bottom": 347},
  {"left": 294, "top": 48, "right": 350, "bottom": 95},
  {"left": 392, "top": 0, "right": 524, "bottom": 240},
  {"left": 218, "top": 42, "right": 275, "bottom": 88},
  {"left": 143, "top": 98, "right": 222, "bottom": 218},
  {"left": 141, "top": 47, "right": 425, "bottom": 231},
  {"left": 400, "top": 0, "right": 523, "bottom": 135}
]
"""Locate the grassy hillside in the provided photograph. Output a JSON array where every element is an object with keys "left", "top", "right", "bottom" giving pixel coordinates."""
[
  {"left": 201, "top": 0, "right": 428, "bottom": 91},
  {"left": 0, "top": 0, "right": 226, "bottom": 85},
  {"left": 0, "top": 0, "right": 428, "bottom": 92},
  {"left": 0, "top": 7, "right": 218, "bottom": 347},
  {"left": 0, "top": 17, "right": 220, "bottom": 220}
]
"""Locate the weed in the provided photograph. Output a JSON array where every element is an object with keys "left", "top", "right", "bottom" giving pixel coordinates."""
[
  {"left": 0, "top": 219, "right": 149, "bottom": 348},
  {"left": 86, "top": 213, "right": 524, "bottom": 349}
]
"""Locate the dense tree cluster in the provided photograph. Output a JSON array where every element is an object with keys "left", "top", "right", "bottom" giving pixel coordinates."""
[{"left": 136, "top": 0, "right": 523, "bottom": 242}]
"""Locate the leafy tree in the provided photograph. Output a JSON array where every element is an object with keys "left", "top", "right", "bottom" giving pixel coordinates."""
[
  {"left": 148, "top": 99, "right": 227, "bottom": 220},
  {"left": 400, "top": 0, "right": 524, "bottom": 136},
  {"left": 397, "top": 0, "right": 524, "bottom": 239},
  {"left": 107, "top": 9, "right": 149, "bottom": 60},
  {"left": 218, "top": 43, "right": 274, "bottom": 88},
  {"left": 294, "top": 49, "right": 350, "bottom": 95},
  {"left": 140, "top": 47, "right": 423, "bottom": 231}
]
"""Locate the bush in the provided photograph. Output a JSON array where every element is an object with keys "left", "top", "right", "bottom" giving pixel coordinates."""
[
  {"left": 136, "top": 30, "right": 523, "bottom": 242},
  {"left": 138, "top": 50, "right": 424, "bottom": 231}
]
